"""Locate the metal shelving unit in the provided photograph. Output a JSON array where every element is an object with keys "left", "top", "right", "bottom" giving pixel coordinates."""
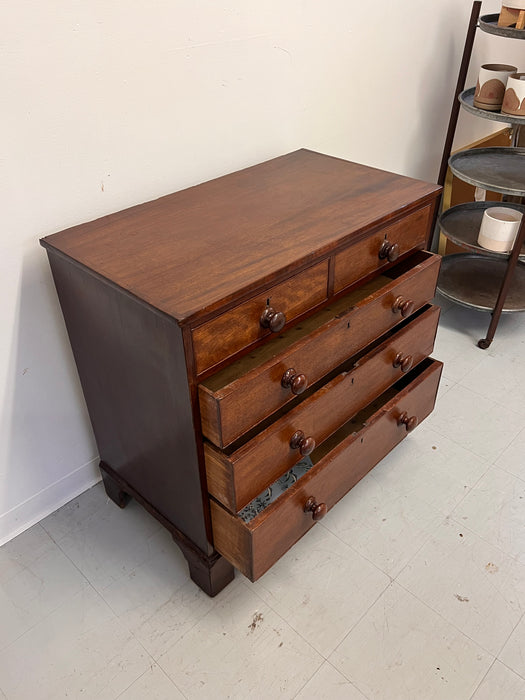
[{"left": 434, "top": 2, "right": 525, "bottom": 348}]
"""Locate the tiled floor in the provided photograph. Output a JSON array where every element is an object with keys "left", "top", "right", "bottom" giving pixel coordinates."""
[{"left": 2, "top": 296, "right": 525, "bottom": 699}]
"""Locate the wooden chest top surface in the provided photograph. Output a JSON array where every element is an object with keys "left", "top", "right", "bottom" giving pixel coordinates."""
[{"left": 41, "top": 149, "right": 440, "bottom": 323}]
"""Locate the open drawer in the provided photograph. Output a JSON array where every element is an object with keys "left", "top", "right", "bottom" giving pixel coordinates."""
[
  {"left": 205, "top": 304, "right": 440, "bottom": 512},
  {"left": 199, "top": 250, "right": 441, "bottom": 448},
  {"left": 210, "top": 358, "right": 443, "bottom": 581}
]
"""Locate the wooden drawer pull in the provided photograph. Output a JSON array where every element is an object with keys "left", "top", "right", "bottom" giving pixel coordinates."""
[
  {"left": 260, "top": 306, "right": 286, "bottom": 333},
  {"left": 379, "top": 239, "right": 400, "bottom": 263},
  {"left": 393, "top": 352, "right": 414, "bottom": 373},
  {"left": 392, "top": 295, "right": 415, "bottom": 317},
  {"left": 290, "top": 430, "right": 316, "bottom": 456},
  {"left": 398, "top": 411, "right": 418, "bottom": 432},
  {"left": 281, "top": 368, "right": 308, "bottom": 395},
  {"left": 304, "top": 496, "right": 327, "bottom": 521}
]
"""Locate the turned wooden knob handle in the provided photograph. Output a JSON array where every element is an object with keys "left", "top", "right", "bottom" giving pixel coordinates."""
[
  {"left": 393, "top": 352, "right": 414, "bottom": 373},
  {"left": 281, "top": 368, "right": 308, "bottom": 395},
  {"left": 398, "top": 411, "right": 418, "bottom": 432},
  {"left": 290, "top": 430, "right": 316, "bottom": 456},
  {"left": 260, "top": 306, "right": 286, "bottom": 333},
  {"left": 304, "top": 496, "right": 327, "bottom": 521},
  {"left": 379, "top": 240, "right": 400, "bottom": 262},
  {"left": 392, "top": 295, "right": 415, "bottom": 317}
]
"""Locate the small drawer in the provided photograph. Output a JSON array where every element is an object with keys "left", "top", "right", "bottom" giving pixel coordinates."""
[
  {"left": 333, "top": 205, "right": 432, "bottom": 293},
  {"left": 199, "top": 250, "right": 441, "bottom": 448},
  {"left": 192, "top": 261, "right": 328, "bottom": 375},
  {"left": 205, "top": 304, "right": 440, "bottom": 512},
  {"left": 210, "top": 358, "right": 443, "bottom": 581}
]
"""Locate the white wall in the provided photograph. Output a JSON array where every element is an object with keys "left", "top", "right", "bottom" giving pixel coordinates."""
[{"left": 2, "top": 0, "right": 522, "bottom": 544}]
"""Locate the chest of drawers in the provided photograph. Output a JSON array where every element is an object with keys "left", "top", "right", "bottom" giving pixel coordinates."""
[{"left": 41, "top": 150, "right": 442, "bottom": 595}]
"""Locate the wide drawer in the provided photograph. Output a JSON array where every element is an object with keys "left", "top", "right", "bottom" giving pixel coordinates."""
[
  {"left": 333, "top": 205, "right": 432, "bottom": 293},
  {"left": 205, "top": 304, "right": 440, "bottom": 512},
  {"left": 192, "top": 260, "right": 329, "bottom": 375},
  {"left": 210, "top": 358, "right": 443, "bottom": 581},
  {"left": 199, "top": 250, "right": 441, "bottom": 447}
]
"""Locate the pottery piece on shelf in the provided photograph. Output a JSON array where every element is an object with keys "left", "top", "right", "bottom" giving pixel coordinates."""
[
  {"left": 477, "top": 206, "right": 523, "bottom": 252},
  {"left": 501, "top": 72, "right": 525, "bottom": 115},
  {"left": 498, "top": 2, "right": 525, "bottom": 29},
  {"left": 474, "top": 63, "right": 517, "bottom": 110}
]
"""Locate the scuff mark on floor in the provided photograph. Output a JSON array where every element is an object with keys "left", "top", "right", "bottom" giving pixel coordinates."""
[
  {"left": 248, "top": 612, "right": 263, "bottom": 633},
  {"left": 454, "top": 594, "right": 469, "bottom": 603}
]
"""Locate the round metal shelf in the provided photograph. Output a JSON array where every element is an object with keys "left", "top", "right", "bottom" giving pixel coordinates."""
[
  {"left": 479, "top": 14, "right": 525, "bottom": 39},
  {"left": 449, "top": 147, "right": 525, "bottom": 196},
  {"left": 437, "top": 253, "right": 525, "bottom": 312},
  {"left": 459, "top": 87, "right": 525, "bottom": 126},
  {"left": 439, "top": 202, "right": 525, "bottom": 259}
]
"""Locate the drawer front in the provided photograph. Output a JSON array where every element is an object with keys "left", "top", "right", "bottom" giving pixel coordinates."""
[
  {"left": 334, "top": 205, "right": 432, "bottom": 294},
  {"left": 192, "top": 261, "right": 328, "bottom": 375},
  {"left": 199, "top": 250, "right": 441, "bottom": 447},
  {"left": 210, "top": 358, "right": 443, "bottom": 580},
  {"left": 205, "top": 304, "right": 440, "bottom": 512}
]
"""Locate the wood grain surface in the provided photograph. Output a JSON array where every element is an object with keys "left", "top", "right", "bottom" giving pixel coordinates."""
[
  {"left": 41, "top": 150, "right": 440, "bottom": 324},
  {"left": 333, "top": 205, "right": 432, "bottom": 292}
]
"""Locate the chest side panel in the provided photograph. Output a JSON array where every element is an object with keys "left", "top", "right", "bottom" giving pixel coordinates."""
[{"left": 46, "top": 252, "right": 212, "bottom": 553}]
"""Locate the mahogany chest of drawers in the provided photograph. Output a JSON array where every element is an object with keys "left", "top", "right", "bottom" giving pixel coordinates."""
[{"left": 41, "top": 150, "right": 443, "bottom": 595}]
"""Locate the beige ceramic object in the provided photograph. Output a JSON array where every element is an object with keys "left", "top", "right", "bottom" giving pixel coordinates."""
[
  {"left": 477, "top": 206, "right": 523, "bottom": 252},
  {"left": 501, "top": 72, "right": 525, "bottom": 115},
  {"left": 474, "top": 64, "right": 518, "bottom": 111}
]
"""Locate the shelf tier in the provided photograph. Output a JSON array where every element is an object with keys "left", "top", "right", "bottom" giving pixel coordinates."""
[
  {"left": 439, "top": 202, "right": 525, "bottom": 259},
  {"left": 449, "top": 147, "right": 525, "bottom": 196},
  {"left": 437, "top": 254, "right": 525, "bottom": 312},
  {"left": 459, "top": 87, "right": 525, "bottom": 127},
  {"left": 479, "top": 13, "right": 525, "bottom": 39}
]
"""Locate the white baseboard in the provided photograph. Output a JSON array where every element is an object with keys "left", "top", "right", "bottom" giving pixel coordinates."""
[{"left": 0, "top": 458, "right": 101, "bottom": 547}]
